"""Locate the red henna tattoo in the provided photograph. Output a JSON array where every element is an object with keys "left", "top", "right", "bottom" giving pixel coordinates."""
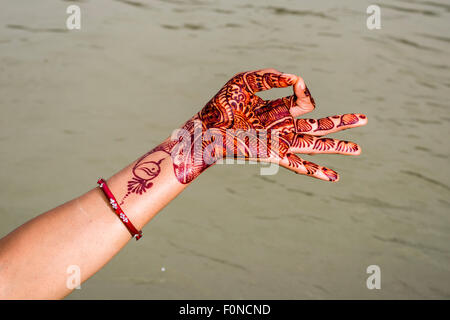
[
  {"left": 337, "top": 113, "right": 359, "bottom": 128},
  {"left": 313, "top": 138, "right": 335, "bottom": 151},
  {"left": 244, "top": 72, "right": 294, "bottom": 93},
  {"left": 295, "top": 119, "right": 313, "bottom": 132},
  {"left": 284, "top": 153, "right": 337, "bottom": 181},
  {"left": 304, "top": 86, "right": 315, "bottom": 108},
  {"left": 120, "top": 69, "right": 366, "bottom": 204},
  {"left": 302, "top": 160, "right": 320, "bottom": 175},
  {"left": 314, "top": 117, "right": 334, "bottom": 132},
  {"left": 286, "top": 153, "right": 303, "bottom": 168},
  {"left": 296, "top": 113, "right": 366, "bottom": 136},
  {"left": 129, "top": 158, "right": 164, "bottom": 193},
  {"left": 120, "top": 154, "right": 170, "bottom": 204},
  {"left": 292, "top": 134, "right": 314, "bottom": 148},
  {"left": 336, "top": 140, "right": 359, "bottom": 153}
]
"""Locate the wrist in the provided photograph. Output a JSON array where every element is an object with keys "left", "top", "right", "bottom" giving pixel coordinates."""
[
  {"left": 106, "top": 142, "right": 188, "bottom": 229},
  {"left": 104, "top": 114, "right": 213, "bottom": 228},
  {"left": 168, "top": 115, "right": 217, "bottom": 184}
]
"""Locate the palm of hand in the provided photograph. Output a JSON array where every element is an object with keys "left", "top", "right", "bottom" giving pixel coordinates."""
[
  {"left": 196, "top": 69, "right": 367, "bottom": 182},
  {"left": 121, "top": 69, "right": 368, "bottom": 205}
]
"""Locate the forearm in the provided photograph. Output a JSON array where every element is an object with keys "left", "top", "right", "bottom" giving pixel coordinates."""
[{"left": 0, "top": 136, "right": 190, "bottom": 299}]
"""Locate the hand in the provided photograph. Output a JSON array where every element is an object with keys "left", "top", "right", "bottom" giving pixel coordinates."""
[
  {"left": 180, "top": 68, "right": 367, "bottom": 182},
  {"left": 127, "top": 68, "right": 367, "bottom": 199}
]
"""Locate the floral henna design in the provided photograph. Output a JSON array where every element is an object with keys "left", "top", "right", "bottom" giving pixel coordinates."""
[
  {"left": 297, "top": 114, "right": 367, "bottom": 135},
  {"left": 314, "top": 117, "right": 335, "bottom": 132},
  {"left": 284, "top": 153, "right": 339, "bottom": 181},
  {"left": 303, "top": 87, "right": 315, "bottom": 107},
  {"left": 313, "top": 138, "right": 335, "bottom": 152},
  {"left": 244, "top": 72, "right": 296, "bottom": 93},
  {"left": 286, "top": 153, "right": 304, "bottom": 168},
  {"left": 302, "top": 160, "right": 320, "bottom": 175},
  {"left": 336, "top": 140, "right": 360, "bottom": 153},
  {"left": 119, "top": 139, "right": 179, "bottom": 204},
  {"left": 337, "top": 113, "right": 359, "bottom": 128},
  {"left": 286, "top": 154, "right": 318, "bottom": 175},
  {"left": 295, "top": 119, "right": 313, "bottom": 132},
  {"left": 121, "top": 69, "right": 367, "bottom": 204},
  {"left": 292, "top": 134, "right": 314, "bottom": 149},
  {"left": 120, "top": 156, "right": 167, "bottom": 205},
  {"left": 130, "top": 158, "right": 164, "bottom": 191}
]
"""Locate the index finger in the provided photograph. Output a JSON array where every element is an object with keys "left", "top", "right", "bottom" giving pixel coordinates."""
[{"left": 243, "top": 68, "right": 298, "bottom": 93}]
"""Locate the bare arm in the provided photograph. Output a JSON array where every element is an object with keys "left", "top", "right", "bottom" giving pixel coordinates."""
[
  {"left": 0, "top": 69, "right": 367, "bottom": 299},
  {"left": 0, "top": 137, "right": 188, "bottom": 299}
]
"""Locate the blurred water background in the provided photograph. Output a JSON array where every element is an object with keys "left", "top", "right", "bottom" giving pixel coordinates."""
[{"left": 0, "top": 0, "right": 449, "bottom": 299}]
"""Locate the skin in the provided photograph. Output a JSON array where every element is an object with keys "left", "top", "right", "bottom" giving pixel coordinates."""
[
  {"left": 0, "top": 69, "right": 367, "bottom": 299},
  {"left": 122, "top": 68, "right": 367, "bottom": 195}
]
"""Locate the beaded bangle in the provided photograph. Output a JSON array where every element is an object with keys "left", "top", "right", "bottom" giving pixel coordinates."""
[{"left": 97, "top": 178, "right": 143, "bottom": 241}]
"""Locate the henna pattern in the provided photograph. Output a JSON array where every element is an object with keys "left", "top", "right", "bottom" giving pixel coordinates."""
[
  {"left": 336, "top": 140, "right": 359, "bottom": 153},
  {"left": 295, "top": 119, "right": 313, "bottom": 132},
  {"left": 314, "top": 117, "right": 334, "bottom": 132},
  {"left": 292, "top": 134, "right": 314, "bottom": 148},
  {"left": 287, "top": 153, "right": 304, "bottom": 168},
  {"left": 285, "top": 154, "right": 337, "bottom": 181},
  {"left": 313, "top": 138, "right": 335, "bottom": 151},
  {"left": 119, "top": 139, "right": 179, "bottom": 204},
  {"left": 337, "top": 113, "right": 359, "bottom": 128},
  {"left": 304, "top": 87, "right": 315, "bottom": 108},
  {"left": 128, "top": 158, "right": 163, "bottom": 191},
  {"left": 121, "top": 69, "right": 366, "bottom": 204},
  {"left": 120, "top": 156, "right": 168, "bottom": 205},
  {"left": 302, "top": 160, "right": 320, "bottom": 175},
  {"left": 244, "top": 72, "right": 295, "bottom": 93},
  {"left": 297, "top": 114, "right": 365, "bottom": 135},
  {"left": 322, "top": 167, "right": 339, "bottom": 181}
]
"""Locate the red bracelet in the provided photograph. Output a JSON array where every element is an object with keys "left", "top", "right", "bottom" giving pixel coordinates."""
[{"left": 97, "top": 178, "right": 143, "bottom": 241}]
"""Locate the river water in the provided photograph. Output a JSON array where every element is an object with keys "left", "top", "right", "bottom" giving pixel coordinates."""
[{"left": 0, "top": 0, "right": 449, "bottom": 299}]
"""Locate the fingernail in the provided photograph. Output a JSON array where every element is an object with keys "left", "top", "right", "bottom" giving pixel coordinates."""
[{"left": 322, "top": 168, "right": 339, "bottom": 182}]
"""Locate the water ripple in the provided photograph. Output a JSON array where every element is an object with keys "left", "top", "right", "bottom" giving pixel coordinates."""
[
  {"left": 373, "top": 235, "right": 449, "bottom": 254},
  {"left": 388, "top": 35, "right": 442, "bottom": 53},
  {"left": 266, "top": 6, "right": 336, "bottom": 20},
  {"left": 168, "top": 240, "right": 249, "bottom": 272},
  {"left": 401, "top": 170, "right": 450, "bottom": 191},
  {"left": 6, "top": 24, "right": 67, "bottom": 33},
  {"left": 382, "top": 3, "right": 439, "bottom": 16}
]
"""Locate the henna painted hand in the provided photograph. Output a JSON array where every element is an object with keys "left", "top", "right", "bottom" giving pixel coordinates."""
[
  {"left": 191, "top": 68, "right": 367, "bottom": 182},
  {"left": 123, "top": 69, "right": 367, "bottom": 203}
]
